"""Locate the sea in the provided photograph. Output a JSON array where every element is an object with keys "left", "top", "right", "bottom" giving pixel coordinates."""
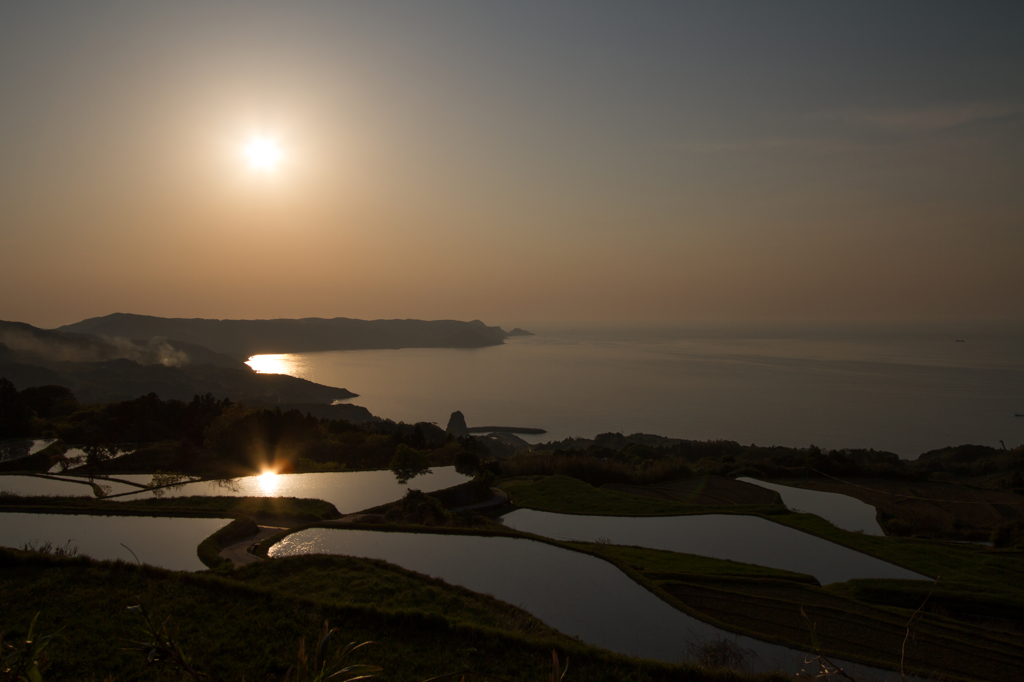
[{"left": 247, "top": 321, "right": 1024, "bottom": 458}]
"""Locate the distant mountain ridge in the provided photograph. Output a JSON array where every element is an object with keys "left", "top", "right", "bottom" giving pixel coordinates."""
[
  {"left": 0, "top": 319, "right": 243, "bottom": 370},
  {"left": 59, "top": 313, "right": 513, "bottom": 359}
]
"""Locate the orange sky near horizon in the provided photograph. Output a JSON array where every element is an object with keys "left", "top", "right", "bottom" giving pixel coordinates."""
[{"left": 1, "top": 2, "right": 1021, "bottom": 329}]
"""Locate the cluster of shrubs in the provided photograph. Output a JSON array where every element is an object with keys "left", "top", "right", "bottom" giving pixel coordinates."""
[
  {"left": 505, "top": 432, "right": 1024, "bottom": 488},
  {"left": 365, "top": 489, "right": 491, "bottom": 529},
  {"left": 383, "top": 489, "right": 454, "bottom": 526},
  {"left": 917, "top": 445, "right": 1024, "bottom": 487},
  {"left": 500, "top": 451, "right": 694, "bottom": 487},
  {"left": 0, "top": 379, "right": 79, "bottom": 438},
  {"left": 500, "top": 440, "right": 902, "bottom": 487}
]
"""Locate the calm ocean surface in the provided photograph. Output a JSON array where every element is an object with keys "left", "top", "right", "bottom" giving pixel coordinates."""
[{"left": 248, "top": 323, "right": 1024, "bottom": 457}]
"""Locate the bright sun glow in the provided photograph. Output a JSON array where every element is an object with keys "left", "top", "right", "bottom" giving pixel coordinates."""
[
  {"left": 257, "top": 469, "right": 281, "bottom": 494},
  {"left": 244, "top": 137, "right": 282, "bottom": 171}
]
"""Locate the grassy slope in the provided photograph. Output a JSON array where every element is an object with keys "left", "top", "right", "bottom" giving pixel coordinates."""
[
  {"left": 231, "top": 553, "right": 563, "bottom": 639},
  {"left": 570, "top": 543, "right": 817, "bottom": 583},
  {"left": 0, "top": 549, "right": 781, "bottom": 682}
]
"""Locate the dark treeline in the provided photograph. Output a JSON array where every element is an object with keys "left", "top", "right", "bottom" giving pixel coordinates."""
[
  {"left": 1, "top": 378, "right": 80, "bottom": 438},
  {"left": 5, "top": 375, "right": 1021, "bottom": 490},
  {"left": 0, "top": 377, "right": 486, "bottom": 477},
  {"left": 503, "top": 432, "right": 1024, "bottom": 490}
]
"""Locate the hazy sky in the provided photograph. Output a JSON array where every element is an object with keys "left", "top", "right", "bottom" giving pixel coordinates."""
[{"left": 1, "top": 1, "right": 1022, "bottom": 328}]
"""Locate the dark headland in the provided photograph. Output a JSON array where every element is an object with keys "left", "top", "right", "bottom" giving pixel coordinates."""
[{"left": 59, "top": 313, "right": 524, "bottom": 360}]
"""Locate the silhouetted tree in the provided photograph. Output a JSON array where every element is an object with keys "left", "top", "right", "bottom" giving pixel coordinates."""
[
  {"left": 390, "top": 444, "right": 431, "bottom": 484},
  {"left": 81, "top": 442, "right": 121, "bottom": 478},
  {"left": 19, "top": 385, "right": 78, "bottom": 419},
  {"left": 0, "top": 378, "right": 32, "bottom": 437},
  {"left": 454, "top": 450, "right": 481, "bottom": 477}
]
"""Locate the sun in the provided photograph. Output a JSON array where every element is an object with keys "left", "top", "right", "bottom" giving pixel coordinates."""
[
  {"left": 244, "top": 137, "right": 282, "bottom": 171},
  {"left": 257, "top": 468, "right": 281, "bottom": 493}
]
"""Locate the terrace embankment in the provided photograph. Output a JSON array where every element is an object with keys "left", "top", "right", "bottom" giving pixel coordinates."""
[{"left": 775, "top": 478, "right": 1024, "bottom": 539}]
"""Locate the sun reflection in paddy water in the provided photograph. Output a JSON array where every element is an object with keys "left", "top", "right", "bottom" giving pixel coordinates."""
[{"left": 256, "top": 470, "right": 281, "bottom": 495}]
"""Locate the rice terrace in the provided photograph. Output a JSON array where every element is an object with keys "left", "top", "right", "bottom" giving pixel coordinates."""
[{"left": 3, "top": 391, "right": 1023, "bottom": 680}]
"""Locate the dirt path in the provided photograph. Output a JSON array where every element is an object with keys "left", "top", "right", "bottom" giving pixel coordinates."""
[{"left": 218, "top": 525, "right": 289, "bottom": 566}]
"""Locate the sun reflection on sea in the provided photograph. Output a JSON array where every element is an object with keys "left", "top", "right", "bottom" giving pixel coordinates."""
[{"left": 247, "top": 354, "right": 299, "bottom": 375}]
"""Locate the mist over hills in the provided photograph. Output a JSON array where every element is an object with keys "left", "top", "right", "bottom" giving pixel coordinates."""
[
  {"left": 0, "top": 320, "right": 243, "bottom": 369},
  {"left": 0, "top": 319, "right": 356, "bottom": 405},
  {"left": 59, "top": 313, "right": 513, "bottom": 360}
]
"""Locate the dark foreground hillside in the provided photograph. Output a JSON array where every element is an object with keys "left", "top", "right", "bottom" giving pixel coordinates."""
[{"left": 0, "top": 549, "right": 764, "bottom": 682}]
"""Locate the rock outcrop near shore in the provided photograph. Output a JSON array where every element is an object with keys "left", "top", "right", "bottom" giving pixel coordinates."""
[{"left": 445, "top": 410, "right": 469, "bottom": 437}]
